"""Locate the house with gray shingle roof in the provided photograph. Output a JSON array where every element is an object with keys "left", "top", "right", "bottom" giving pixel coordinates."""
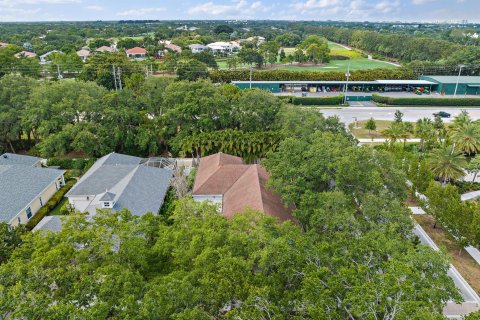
[
  {"left": 0, "top": 153, "right": 65, "bottom": 226},
  {"left": 66, "top": 153, "right": 173, "bottom": 216}
]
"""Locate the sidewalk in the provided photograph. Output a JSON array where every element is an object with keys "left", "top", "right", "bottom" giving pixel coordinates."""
[
  {"left": 358, "top": 138, "right": 421, "bottom": 143},
  {"left": 413, "top": 224, "right": 480, "bottom": 318}
]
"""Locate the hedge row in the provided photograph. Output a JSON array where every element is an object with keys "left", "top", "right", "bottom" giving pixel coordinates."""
[
  {"left": 26, "top": 179, "right": 76, "bottom": 231},
  {"left": 279, "top": 95, "right": 344, "bottom": 105},
  {"left": 372, "top": 94, "right": 480, "bottom": 106},
  {"left": 210, "top": 68, "right": 416, "bottom": 83},
  {"left": 47, "top": 158, "right": 95, "bottom": 170}
]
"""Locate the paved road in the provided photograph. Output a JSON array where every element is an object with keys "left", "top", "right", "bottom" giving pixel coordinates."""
[{"left": 320, "top": 106, "right": 480, "bottom": 124}]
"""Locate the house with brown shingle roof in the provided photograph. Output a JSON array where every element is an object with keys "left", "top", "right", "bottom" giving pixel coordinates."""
[{"left": 192, "top": 152, "right": 294, "bottom": 222}]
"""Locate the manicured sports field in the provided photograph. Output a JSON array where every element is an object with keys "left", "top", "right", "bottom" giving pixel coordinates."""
[{"left": 216, "top": 41, "right": 399, "bottom": 72}]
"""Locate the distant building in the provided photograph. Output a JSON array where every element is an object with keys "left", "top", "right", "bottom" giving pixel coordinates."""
[
  {"left": 165, "top": 43, "right": 182, "bottom": 53},
  {"left": 76, "top": 48, "right": 90, "bottom": 62},
  {"left": 14, "top": 51, "right": 37, "bottom": 59},
  {"left": 420, "top": 75, "right": 480, "bottom": 95},
  {"left": 126, "top": 47, "right": 147, "bottom": 59},
  {"left": 188, "top": 44, "right": 208, "bottom": 53},
  {"left": 0, "top": 153, "right": 65, "bottom": 227},
  {"left": 0, "top": 42, "right": 9, "bottom": 48},
  {"left": 207, "top": 41, "right": 241, "bottom": 54},
  {"left": 95, "top": 46, "right": 115, "bottom": 54},
  {"left": 240, "top": 36, "right": 266, "bottom": 45},
  {"left": 192, "top": 152, "right": 294, "bottom": 222},
  {"left": 65, "top": 153, "right": 173, "bottom": 216}
]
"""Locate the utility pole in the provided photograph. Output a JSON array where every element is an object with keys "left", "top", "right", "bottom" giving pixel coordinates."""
[
  {"left": 249, "top": 65, "right": 253, "bottom": 89},
  {"left": 343, "top": 63, "right": 351, "bottom": 105},
  {"left": 112, "top": 65, "right": 118, "bottom": 91},
  {"left": 454, "top": 64, "right": 465, "bottom": 97},
  {"left": 145, "top": 65, "right": 149, "bottom": 78},
  {"left": 150, "top": 64, "right": 153, "bottom": 76},
  {"left": 117, "top": 67, "right": 122, "bottom": 90}
]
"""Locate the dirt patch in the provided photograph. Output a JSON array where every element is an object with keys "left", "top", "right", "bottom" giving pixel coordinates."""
[{"left": 414, "top": 214, "right": 480, "bottom": 294}]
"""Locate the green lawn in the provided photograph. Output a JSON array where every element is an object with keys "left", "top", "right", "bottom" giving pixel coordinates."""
[
  {"left": 273, "top": 58, "right": 396, "bottom": 73},
  {"left": 349, "top": 120, "right": 415, "bottom": 139},
  {"left": 216, "top": 41, "right": 397, "bottom": 72}
]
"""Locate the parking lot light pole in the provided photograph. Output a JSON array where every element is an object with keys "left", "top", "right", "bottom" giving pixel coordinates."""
[
  {"left": 344, "top": 63, "right": 351, "bottom": 105},
  {"left": 454, "top": 64, "right": 466, "bottom": 97}
]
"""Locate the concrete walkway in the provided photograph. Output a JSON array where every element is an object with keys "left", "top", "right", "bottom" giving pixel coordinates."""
[
  {"left": 413, "top": 224, "right": 480, "bottom": 318},
  {"left": 357, "top": 138, "right": 421, "bottom": 143},
  {"left": 409, "top": 207, "right": 426, "bottom": 215},
  {"left": 461, "top": 190, "right": 480, "bottom": 201}
]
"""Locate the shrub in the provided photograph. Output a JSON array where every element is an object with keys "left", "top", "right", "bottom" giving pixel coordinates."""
[
  {"left": 209, "top": 68, "right": 415, "bottom": 83},
  {"left": 291, "top": 95, "right": 344, "bottom": 106},
  {"left": 26, "top": 179, "right": 76, "bottom": 230},
  {"left": 47, "top": 158, "right": 93, "bottom": 170},
  {"left": 371, "top": 94, "right": 389, "bottom": 104},
  {"left": 372, "top": 94, "right": 480, "bottom": 106}
]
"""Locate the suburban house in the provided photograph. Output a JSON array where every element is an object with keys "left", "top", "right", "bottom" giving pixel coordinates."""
[
  {"left": 188, "top": 44, "right": 209, "bottom": 53},
  {"left": 0, "top": 42, "right": 9, "bottom": 47},
  {"left": 95, "top": 45, "right": 115, "bottom": 54},
  {"left": 14, "top": 51, "right": 37, "bottom": 58},
  {"left": 65, "top": 153, "right": 173, "bottom": 216},
  {"left": 0, "top": 153, "right": 65, "bottom": 227},
  {"left": 76, "top": 48, "right": 90, "bottom": 62},
  {"left": 39, "top": 50, "right": 62, "bottom": 64},
  {"left": 192, "top": 152, "right": 294, "bottom": 222},
  {"left": 240, "top": 36, "right": 266, "bottom": 45},
  {"left": 165, "top": 43, "right": 182, "bottom": 53},
  {"left": 207, "top": 41, "right": 241, "bottom": 54},
  {"left": 126, "top": 47, "right": 147, "bottom": 59}
]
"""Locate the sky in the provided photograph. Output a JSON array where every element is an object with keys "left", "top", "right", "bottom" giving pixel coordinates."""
[{"left": 0, "top": 0, "right": 478, "bottom": 23}]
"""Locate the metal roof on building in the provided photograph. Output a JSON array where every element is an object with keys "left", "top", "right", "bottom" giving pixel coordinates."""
[
  {"left": 232, "top": 80, "right": 436, "bottom": 85},
  {"left": 421, "top": 76, "right": 480, "bottom": 84}
]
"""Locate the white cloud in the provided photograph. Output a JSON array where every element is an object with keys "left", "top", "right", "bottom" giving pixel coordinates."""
[
  {"left": 0, "top": 0, "right": 79, "bottom": 5},
  {"left": 188, "top": 0, "right": 269, "bottom": 17},
  {"left": 86, "top": 5, "right": 103, "bottom": 11},
  {"left": 116, "top": 7, "right": 165, "bottom": 17},
  {"left": 412, "top": 0, "right": 435, "bottom": 4},
  {"left": 290, "top": 0, "right": 342, "bottom": 11}
]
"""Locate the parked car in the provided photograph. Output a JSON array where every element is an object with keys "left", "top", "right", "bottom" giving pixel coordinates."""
[{"left": 433, "top": 111, "right": 451, "bottom": 118}]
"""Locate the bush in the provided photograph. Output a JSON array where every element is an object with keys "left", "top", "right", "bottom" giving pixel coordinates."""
[
  {"left": 26, "top": 179, "right": 76, "bottom": 230},
  {"left": 372, "top": 94, "right": 480, "bottom": 106},
  {"left": 291, "top": 95, "right": 344, "bottom": 106},
  {"left": 453, "top": 181, "right": 480, "bottom": 194},
  {"left": 209, "top": 68, "right": 415, "bottom": 83},
  {"left": 47, "top": 158, "right": 95, "bottom": 170},
  {"left": 371, "top": 94, "right": 389, "bottom": 104}
]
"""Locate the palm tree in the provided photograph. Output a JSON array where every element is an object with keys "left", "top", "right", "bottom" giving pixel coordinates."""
[
  {"left": 428, "top": 145, "right": 467, "bottom": 184},
  {"left": 383, "top": 122, "right": 405, "bottom": 146},
  {"left": 415, "top": 118, "right": 435, "bottom": 152},
  {"left": 448, "top": 122, "right": 480, "bottom": 155}
]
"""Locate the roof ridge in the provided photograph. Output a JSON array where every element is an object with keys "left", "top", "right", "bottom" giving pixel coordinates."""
[{"left": 251, "top": 165, "right": 265, "bottom": 213}]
